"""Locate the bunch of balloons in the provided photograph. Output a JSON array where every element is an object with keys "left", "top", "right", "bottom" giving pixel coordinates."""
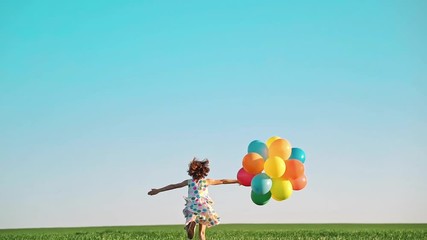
[{"left": 236, "top": 136, "right": 307, "bottom": 205}]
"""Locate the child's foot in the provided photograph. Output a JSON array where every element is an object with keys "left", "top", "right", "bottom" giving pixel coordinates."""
[{"left": 185, "top": 221, "right": 196, "bottom": 239}]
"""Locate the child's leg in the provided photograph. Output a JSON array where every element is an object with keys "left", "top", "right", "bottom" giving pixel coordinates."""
[
  {"left": 185, "top": 221, "right": 196, "bottom": 239},
  {"left": 198, "top": 224, "right": 206, "bottom": 240}
]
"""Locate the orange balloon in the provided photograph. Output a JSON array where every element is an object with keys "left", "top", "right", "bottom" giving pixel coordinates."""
[
  {"left": 282, "top": 160, "right": 304, "bottom": 180},
  {"left": 268, "top": 138, "right": 292, "bottom": 160},
  {"left": 242, "top": 153, "right": 264, "bottom": 174},
  {"left": 290, "top": 175, "right": 307, "bottom": 190}
]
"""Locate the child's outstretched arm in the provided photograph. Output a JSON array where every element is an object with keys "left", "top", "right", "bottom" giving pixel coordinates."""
[
  {"left": 207, "top": 179, "right": 239, "bottom": 185},
  {"left": 148, "top": 180, "right": 187, "bottom": 195}
]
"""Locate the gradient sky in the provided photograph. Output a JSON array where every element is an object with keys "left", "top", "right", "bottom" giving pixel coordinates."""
[{"left": 1, "top": 0, "right": 426, "bottom": 229}]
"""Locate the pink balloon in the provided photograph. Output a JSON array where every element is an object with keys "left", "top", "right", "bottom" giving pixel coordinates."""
[{"left": 237, "top": 168, "right": 255, "bottom": 186}]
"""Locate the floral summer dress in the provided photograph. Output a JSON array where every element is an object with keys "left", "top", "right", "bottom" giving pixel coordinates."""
[{"left": 183, "top": 178, "right": 220, "bottom": 227}]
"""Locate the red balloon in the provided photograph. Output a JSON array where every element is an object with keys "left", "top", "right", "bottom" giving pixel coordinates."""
[
  {"left": 283, "top": 160, "right": 304, "bottom": 180},
  {"left": 237, "top": 168, "right": 255, "bottom": 186},
  {"left": 290, "top": 175, "right": 307, "bottom": 191}
]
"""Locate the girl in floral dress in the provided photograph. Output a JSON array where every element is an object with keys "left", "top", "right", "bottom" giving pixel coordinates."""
[{"left": 148, "top": 158, "right": 239, "bottom": 240}]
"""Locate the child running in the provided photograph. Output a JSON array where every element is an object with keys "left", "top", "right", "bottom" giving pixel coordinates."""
[{"left": 148, "top": 158, "right": 239, "bottom": 240}]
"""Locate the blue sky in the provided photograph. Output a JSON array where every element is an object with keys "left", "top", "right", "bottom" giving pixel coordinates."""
[{"left": 0, "top": 0, "right": 426, "bottom": 228}]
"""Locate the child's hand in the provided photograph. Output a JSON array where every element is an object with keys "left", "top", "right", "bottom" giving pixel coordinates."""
[{"left": 148, "top": 189, "right": 159, "bottom": 195}]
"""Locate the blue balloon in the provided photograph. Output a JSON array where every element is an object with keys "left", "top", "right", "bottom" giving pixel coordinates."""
[
  {"left": 251, "top": 173, "right": 272, "bottom": 195},
  {"left": 248, "top": 140, "right": 268, "bottom": 159},
  {"left": 290, "top": 148, "right": 306, "bottom": 163}
]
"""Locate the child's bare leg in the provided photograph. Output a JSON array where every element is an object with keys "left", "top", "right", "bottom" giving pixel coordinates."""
[{"left": 198, "top": 224, "right": 206, "bottom": 240}]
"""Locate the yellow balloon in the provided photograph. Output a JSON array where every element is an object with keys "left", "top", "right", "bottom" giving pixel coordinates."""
[
  {"left": 264, "top": 156, "right": 286, "bottom": 178},
  {"left": 266, "top": 136, "right": 281, "bottom": 148},
  {"left": 268, "top": 138, "right": 292, "bottom": 160},
  {"left": 270, "top": 178, "right": 293, "bottom": 201}
]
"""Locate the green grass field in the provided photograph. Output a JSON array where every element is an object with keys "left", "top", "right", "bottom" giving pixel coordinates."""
[{"left": 0, "top": 224, "right": 426, "bottom": 240}]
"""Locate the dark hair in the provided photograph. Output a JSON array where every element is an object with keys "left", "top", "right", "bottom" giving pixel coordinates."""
[{"left": 187, "top": 157, "right": 210, "bottom": 180}]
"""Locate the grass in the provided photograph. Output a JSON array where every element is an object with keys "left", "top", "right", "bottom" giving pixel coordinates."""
[{"left": 0, "top": 224, "right": 426, "bottom": 240}]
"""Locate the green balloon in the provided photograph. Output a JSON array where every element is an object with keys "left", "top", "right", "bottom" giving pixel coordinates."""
[{"left": 251, "top": 190, "right": 271, "bottom": 206}]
